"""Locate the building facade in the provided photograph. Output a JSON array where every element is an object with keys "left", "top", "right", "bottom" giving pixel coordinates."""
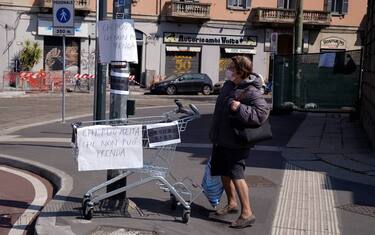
[
  {"left": 362, "top": 0, "right": 375, "bottom": 148},
  {"left": 132, "top": 0, "right": 366, "bottom": 86},
  {"left": 0, "top": 0, "right": 366, "bottom": 88}
]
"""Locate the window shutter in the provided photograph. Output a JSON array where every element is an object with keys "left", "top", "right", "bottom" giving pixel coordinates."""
[
  {"left": 277, "top": 0, "right": 284, "bottom": 9},
  {"left": 228, "top": 0, "right": 235, "bottom": 7},
  {"left": 245, "top": 0, "right": 251, "bottom": 8},
  {"left": 325, "top": 0, "right": 333, "bottom": 12},
  {"left": 342, "top": 0, "right": 349, "bottom": 14}
]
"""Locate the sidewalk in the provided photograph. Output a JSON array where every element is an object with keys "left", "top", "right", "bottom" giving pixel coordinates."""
[{"left": 283, "top": 113, "right": 375, "bottom": 186}]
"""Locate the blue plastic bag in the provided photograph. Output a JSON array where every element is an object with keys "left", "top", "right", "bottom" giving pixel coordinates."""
[{"left": 201, "top": 159, "right": 223, "bottom": 208}]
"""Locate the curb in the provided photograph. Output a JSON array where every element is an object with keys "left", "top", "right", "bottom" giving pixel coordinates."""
[
  {"left": 0, "top": 91, "right": 26, "bottom": 98},
  {"left": 0, "top": 154, "right": 75, "bottom": 235}
]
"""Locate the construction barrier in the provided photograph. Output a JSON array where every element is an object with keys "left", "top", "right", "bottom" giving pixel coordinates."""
[{"left": 2, "top": 71, "right": 95, "bottom": 92}]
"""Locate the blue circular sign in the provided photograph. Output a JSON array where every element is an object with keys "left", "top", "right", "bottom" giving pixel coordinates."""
[{"left": 56, "top": 7, "right": 71, "bottom": 23}]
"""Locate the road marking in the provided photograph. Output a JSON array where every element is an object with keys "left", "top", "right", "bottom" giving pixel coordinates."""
[
  {"left": 271, "top": 163, "right": 340, "bottom": 235},
  {"left": 0, "top": 103, "right": 216, "bottom": 136},
  {"left": 0, "top": 166, "right": 48, "bottom": 235}
]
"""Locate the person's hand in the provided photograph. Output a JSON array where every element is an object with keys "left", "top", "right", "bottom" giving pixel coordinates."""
[{"left": 231, "top": 100, "right": 241, "bottom": 111}]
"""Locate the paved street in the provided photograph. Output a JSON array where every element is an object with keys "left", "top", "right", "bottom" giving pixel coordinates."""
[{"left": 0, "top": 92, "right": 374, "bottom": 234}]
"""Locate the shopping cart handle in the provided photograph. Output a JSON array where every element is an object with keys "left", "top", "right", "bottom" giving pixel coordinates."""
[
  {"left": 174, "top": 99, "right": 189, "bottom": 114},
  {"left": 189, "top": 104, "right": 200, "bottom": 116},
  {"left": 174, "top": 99, "right": 183, "bottom": 112}
]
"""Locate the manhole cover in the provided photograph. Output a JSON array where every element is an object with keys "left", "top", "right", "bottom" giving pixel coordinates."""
[
  {"left": 91, "top": 226, "right": 157, "bottom": 235},
  {"left": 337, "top": 204, "right": 375, "bottom": 218},
  {"left": 244, "top": 175, "right": 276, "bottom": 188}
]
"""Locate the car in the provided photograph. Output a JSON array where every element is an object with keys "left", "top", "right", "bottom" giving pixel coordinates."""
[
  {"left": 150, "top": 73, "right": 213, "bottom": 95},
  {"left": 213, "top": 73, "right": 266, "bottom": 95}
]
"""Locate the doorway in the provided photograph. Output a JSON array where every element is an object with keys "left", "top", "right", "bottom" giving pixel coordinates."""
[{"left": 277, "top": 34, "right": 293, "bottom": 55}]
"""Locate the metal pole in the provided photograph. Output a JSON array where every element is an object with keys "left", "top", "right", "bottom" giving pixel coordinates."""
[
  {"left": 106, "top": 0, "right": 132, "bottom": 201},
  {"left": 94, "top": 0, "right": 107, "bottom": 121},
  {"left": 294, "top": 0, "right": 303, "bottom": 107},
  {"left": 62, "top": 35, "right": 66, "bottom": 123},
  {"left": 294, "top": 0, "right": 304, "bottom": 54}
]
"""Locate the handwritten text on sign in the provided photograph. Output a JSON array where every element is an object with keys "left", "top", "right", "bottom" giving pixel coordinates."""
[
  {"left": 97, "top": 19, "right": 138, "bottom": 64},
  {"left": 77, "top": 125, "right": 143, "bottom": 171}
]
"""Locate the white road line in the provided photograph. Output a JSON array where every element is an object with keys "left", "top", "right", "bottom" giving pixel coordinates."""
[
  {"left": 271, "top": 163, "right": 341, "bottom": 235},
  {"left": 0, "top": 103, "right": 216, "bottom": 136},
  {"left": 0, "top": 166, "right": 48, "bottom": 235}
]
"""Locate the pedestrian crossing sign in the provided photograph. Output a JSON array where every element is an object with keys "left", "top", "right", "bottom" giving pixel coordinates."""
[{"left": 53, "top": 0, "right": 74, "bottom": 36}]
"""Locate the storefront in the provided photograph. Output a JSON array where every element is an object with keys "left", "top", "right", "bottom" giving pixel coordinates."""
[
  {"left": 163, "top": 32, "right": 257, "bottom": 83},
  {"left": 219, "top": 48, "right": 256, "bottom": 81},
  {"left": 37, "top": 18, "right": 94, "bottom": 75},
  {"left": 165, "top": 46, "right": 201, "bottom": 76}
]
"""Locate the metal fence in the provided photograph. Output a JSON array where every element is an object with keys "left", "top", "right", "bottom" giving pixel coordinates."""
[{"left": 273, "top": 49, "right": 362, "bottom": 112}]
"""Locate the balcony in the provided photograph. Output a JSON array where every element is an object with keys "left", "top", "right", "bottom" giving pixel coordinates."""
[
  {"left": 40, "top": 0, "right": 91, "bottom": 11},
  {"left": 252, "top": 7, "right": 331, "bottom": 27},
  {"left": 167, "top": 1, "right": 211, "bottom": 21}
]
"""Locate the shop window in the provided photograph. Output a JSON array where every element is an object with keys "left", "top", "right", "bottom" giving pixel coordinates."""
[
  {"left": 227, "top": 0, "right": 251, "bottom": 10},
  {"left": 44, "top": 36, "right": 80, "bottom": 75},
  {"left": 325, "top": 0, "right": 349, "bottom": 15},
  {"left": 277, "top": 0, "right": 296, "bottom": 9}
]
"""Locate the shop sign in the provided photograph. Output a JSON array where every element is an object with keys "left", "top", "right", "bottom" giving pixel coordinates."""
[
  {"left": 166, "top": 46, "right": 201, "bottom": 52},
  {"left": 321, "top": 37, "right": 346, "bottom": 50},
  {"left": 224, "top": 48, "right": 256, "bottom": 54},
  {"left": 164, "top": 32, "right": 257, "bottom": 47}
]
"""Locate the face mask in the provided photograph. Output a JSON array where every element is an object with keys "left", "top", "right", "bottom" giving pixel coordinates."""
[{"left": 225, "top": 69, "right": 233, "bottom": 80}]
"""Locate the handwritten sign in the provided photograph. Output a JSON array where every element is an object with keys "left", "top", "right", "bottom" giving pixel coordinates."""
[
  {"left": 97, "top": 19, "right": 138, "bottom": 63},
  {"left": 76, "top": 125, "right": 143, "bottom": 171},
  {"left": 146, "top": 121, "right": 181, "bottom": 147}
]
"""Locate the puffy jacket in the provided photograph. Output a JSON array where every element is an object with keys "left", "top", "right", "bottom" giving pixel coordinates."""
[{"left": 209, "top": 76, "right": 270, "bottom": 149}]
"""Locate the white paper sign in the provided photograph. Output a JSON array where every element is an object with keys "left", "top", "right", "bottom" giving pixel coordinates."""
[
  {"left": 97, "top": 19, "right": 138, "bottom": 63},
  {"left": 146, "top": 121, "right": 181, "bottom": 147},
  {"left": 76, "top": 125, "right": 143, "bottom": 171}
]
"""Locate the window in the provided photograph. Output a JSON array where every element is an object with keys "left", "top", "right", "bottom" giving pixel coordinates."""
[
  {"left": 277, "top": 0, "right": 297, "bottom": 9},
  {"left": 325, "top": 0, "right": 349, "bottom": 15},
  {"left": 227, "top": 0, "right": 251, "bottom": 10}
]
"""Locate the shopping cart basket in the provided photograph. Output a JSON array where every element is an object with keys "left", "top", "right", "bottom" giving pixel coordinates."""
[{"left": 71, "top": 100, "right": 201, "bottom": 223}]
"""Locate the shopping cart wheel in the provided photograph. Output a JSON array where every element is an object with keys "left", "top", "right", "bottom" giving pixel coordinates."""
[
  {"left": 82, "top": 200, "right": 93, "bottom": 220},
  {"left": 170, "top": 194, "right": 178, "bottom": 210},
  {"left": 82, "top": 194, "right": 92, "bottom": 209},
  {"left": 182, "top": 209, "right": 190, "bottom": 224}
]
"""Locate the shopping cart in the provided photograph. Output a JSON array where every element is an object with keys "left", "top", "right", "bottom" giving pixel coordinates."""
[{"left": 71, "top": 100, "right": 201, "bottom": 223}]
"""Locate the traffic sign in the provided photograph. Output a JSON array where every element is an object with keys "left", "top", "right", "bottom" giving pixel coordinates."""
[{"left": 53, "top": 0, "right": 74, "bottom": 36}]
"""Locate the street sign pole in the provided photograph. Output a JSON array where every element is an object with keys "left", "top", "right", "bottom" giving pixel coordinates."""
[
  {"left": 106, "top": 0, "right": 132, "bottom": 201},
  {"left": 62, "top": 35, "right": 66, "bottom": 123},
  {"left": 52, "top": 0, "right": 74, "bottom": 123},
  {"left": 94, "top": 0, "right": 107, "bottom": 121}
]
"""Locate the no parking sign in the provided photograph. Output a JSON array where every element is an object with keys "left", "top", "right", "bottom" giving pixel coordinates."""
[{"left": 53, "top": 0, "right": 75, "bottom": 36}]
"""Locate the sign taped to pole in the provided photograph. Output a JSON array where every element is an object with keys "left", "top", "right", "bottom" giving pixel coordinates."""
[{"left": 97, "top": 19, "right": 138, "bottom": 63}]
